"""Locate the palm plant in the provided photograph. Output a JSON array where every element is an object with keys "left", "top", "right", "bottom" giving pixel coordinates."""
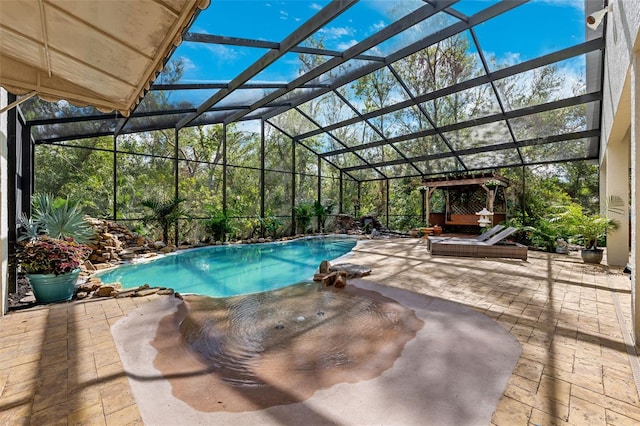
[
  {"left": 555, "top": 196, "right": 623, "bottom": 250},
  {"left": 141, "top": 196, "right": 186, "bottom": 244},
  {"left": 527, "top": 218, "right": 563, "bottom": 252}
]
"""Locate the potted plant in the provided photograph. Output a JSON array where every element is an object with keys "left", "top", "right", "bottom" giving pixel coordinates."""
[
  {"left": 556, "top": 197, "right": 622, "bottom": 264},
  {"left": 15, "top": 193, "right": 95, "bottom": 302},
  {"left": 16, "top": 236, "right": 92, "bottom": 302}
]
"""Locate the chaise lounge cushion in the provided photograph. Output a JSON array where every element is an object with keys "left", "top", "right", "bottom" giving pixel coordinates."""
[
  {"left": 427, "top": 224, "right": 505, "bottom": 250},
  {"left": 430, "top": 227, "right": 527, "bottom": 260}
]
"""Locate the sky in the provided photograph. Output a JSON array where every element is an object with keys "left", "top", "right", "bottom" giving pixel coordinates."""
[{"left": 162, "top": 0, "right": 591, "bottom": 113}]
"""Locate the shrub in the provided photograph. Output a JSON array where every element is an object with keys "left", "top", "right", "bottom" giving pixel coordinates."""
[
  {"left": 16, "top": 236, "right": 92, "bottom": 275},
  {"left": 204, "top": 210, "right": 232, "bottom": 241},
  {"left": 294, "top": 202, "right": 314, "bottom": 234}
]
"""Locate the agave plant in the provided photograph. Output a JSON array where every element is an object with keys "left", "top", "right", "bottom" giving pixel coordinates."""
[
  {"left": 19, "top": 193, "right": 94, "bottom": 243},
  {"left": 17, "top": 213, "right": 42, "bottom": 242}
]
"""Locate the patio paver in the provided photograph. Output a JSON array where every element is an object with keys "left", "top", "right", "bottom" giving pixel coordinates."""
[{"left": 1, "top": 238, "right": 639, "bottom": 425}]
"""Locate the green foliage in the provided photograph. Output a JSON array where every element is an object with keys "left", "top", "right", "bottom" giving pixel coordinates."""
[
  {"left": 559, "top": 162, "right": 599, "bottom": 212},
  {"left": 389, "top": 214, "right": 423, "bottom": 231},
  {"left": 293, "top": 202, "right": 314, "bottom": 234},
  {"left": 16, "top": 235, "right": 92, "bottom": 275},
  {"left": 204, "top": 210, "right": 233, "bottom": 242},
  {"left": 34, "top": 139, "right": 115, "bottom": 218},
  {"left": 256, "top": 214, "right": 282, "bottom": 238},
  {"left": 20, "top": 193, "right": 95, "bottom": 244},
  {"left": 17, "top": 213, "right": 41, "bottom": 242},
  {"left": 524, "top": 218, "right": 563, "bottom": 252},
  {"left": 313, "top": 200, "right": 335, "bottom": 232},
  {"left": 141, "top": 196, "right": 186, "bottom": 244},
  {"left": 554, "top": 197, "right": 622, "bottom": 249},
  {"left": 497, "top": 163, "right": 615, "bottom": 252}
]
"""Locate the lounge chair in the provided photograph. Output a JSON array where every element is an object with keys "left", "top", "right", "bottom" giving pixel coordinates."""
[
  {"left": 427, "top": 224, "right": 506, "bottom": 251},
  {"left": 430, "top": 227, "right": 527, "bottom": 260}
]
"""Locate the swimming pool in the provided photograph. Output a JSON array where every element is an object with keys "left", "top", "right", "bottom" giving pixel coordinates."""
[{"left": 96, "top": 236, "right": 357, "bottom": 297}]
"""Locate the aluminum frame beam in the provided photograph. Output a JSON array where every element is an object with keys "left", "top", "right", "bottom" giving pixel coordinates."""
[
  {"left": 223, "top": 0, "right": 460, "bottom": 125},
  {"left": 176, "top": 0, "right": 357, "bottom": 130}
]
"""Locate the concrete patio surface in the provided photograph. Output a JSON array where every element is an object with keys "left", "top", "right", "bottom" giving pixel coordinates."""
[
  {"left": 1, "top": 237, "right": 639, "bottom": 425},
  {"left": 112, "top": 278, "right": 521, "bottom": 425}
]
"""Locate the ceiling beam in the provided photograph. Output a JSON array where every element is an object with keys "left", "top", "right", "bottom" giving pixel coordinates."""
[
  {"left": 151, "top": 82, "right": 332, "bottom": 90},
  {"left": 320, "top": 92, "right": 601, "bottom": 157},
  {"left": 184, "top": 33, "right": 385, "bottom": 62},
  {"left": 223, "top": 0, "right": 461, "bottom": 125},
  {"left": 262, "top": 0, "right": 527, "bottom": 122},
  {"left": 339, "top": 129, "right": 599, "bottom": 172},
  {"left": 294, "top": 38, "right": 603, "bottom": 141},
  {"left": 176, "top": 0, "right": 357, "bottom": 129}
]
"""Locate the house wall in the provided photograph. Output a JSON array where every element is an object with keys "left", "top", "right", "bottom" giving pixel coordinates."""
[
  {"left": 600, "top": 0, "right": 640, "bottom": 344},
  {"left": 1, "top": 88, "right": 8, "bottom": 314},
  {"left": 600, "top": 0, "right": 640, "bottom": 148}
]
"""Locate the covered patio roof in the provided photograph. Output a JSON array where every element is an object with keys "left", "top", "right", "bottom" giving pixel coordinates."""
[
  {"left": 0, "top": 0, "right": 209, "bottom": 116},
  {"left": 7, "top": 0, "right": 608, "bottom": 181}
]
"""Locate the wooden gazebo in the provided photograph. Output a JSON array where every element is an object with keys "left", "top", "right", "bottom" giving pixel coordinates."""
[{"left": 421, "top": 172, "right": 509, "bottom": 230}]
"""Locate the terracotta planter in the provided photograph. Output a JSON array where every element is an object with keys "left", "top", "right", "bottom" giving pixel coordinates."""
[
  {"left": 433, "top": 226, "right": 442, "bottom": 236},
  {"left": 580, "top": 248, "right": 603, "bottom": 264},
  {"left": 26, "top": 269, "right": 80, "bottom": 303}
]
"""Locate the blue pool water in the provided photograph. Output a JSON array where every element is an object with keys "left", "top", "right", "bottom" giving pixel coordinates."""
[{"left": 95, "top": 236, "right": 357, "bottom": 297}]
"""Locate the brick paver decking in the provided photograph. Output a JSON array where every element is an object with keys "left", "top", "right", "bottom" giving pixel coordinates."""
[{"left": 1, "top": 238, "right": 639, "bottom": 425}]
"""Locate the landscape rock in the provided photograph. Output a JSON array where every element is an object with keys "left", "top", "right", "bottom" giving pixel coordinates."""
[
  {"left": 96, "top": 285, "right": 117, "bottom": 297},
  {"left": 334, "top": 214, "right": 357, "bottom": 233},
  {"left": 321, "top": 272, "right": 338, "bottom": 286},
  {"left": 313, "top": 273, "right": 326, "bottom": 282},
  {"left": 319, "top": 260, "right": 331, "bottom": 273},
  {"left": 329, "top": 263, "right": 372, "bottom": 278},
  {"left": 360, "top": 215, "right": 383, "bottom": 231},
  {"left": 334, "top": 274, "right": 347, "bottom": 288},
  {"left": 19, "top": 294, "right": 36, "bottom": 303},
  {"left": 136, "top": 288, "right": 159, "bottom": 297},
  {"left": 93, "top": 263, "right": 112, "bottom": 270}
]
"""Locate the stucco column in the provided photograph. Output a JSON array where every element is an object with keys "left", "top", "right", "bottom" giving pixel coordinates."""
[
  {"left": 605, "top": 133, "right": 630, "bottom": 266},
  {"left": 631, "top": 53, "right": 640, "bottom": 345}
]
